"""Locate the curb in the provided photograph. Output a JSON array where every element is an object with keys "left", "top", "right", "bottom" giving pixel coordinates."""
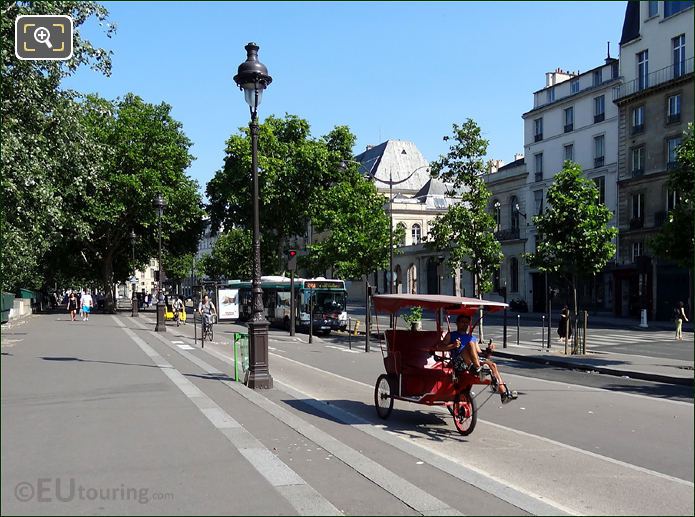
[{"left": 494, "top": 350, "right": 694, "bottom": 387}]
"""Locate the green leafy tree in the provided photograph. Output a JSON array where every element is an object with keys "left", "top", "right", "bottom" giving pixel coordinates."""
[
  {"left": 651, "top": 123, "right": 694, "bottom": 269},
  {"left": 305, "top": 167, "right": 392, "bottom": 279},
  {"left": 45, "top": 94, "right": 205, "bottom": 309},
  {"left": 199, "top": 229, "right": 253, "bottom": 281},
  {"left": 1, "top": 1, "right": 115, "bottom": 292},
  {"left": 427, "top": 120, "right": 503, "bottom": 296},
  {"left": 206, "top": 116, "right": 354, "bottom": 274},
  {"left": 526, "top": 161, "right": 617, "bottom": 318}
]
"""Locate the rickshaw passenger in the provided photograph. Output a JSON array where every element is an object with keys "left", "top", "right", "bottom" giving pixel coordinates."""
[{"left": 440, "top": 314, "right": 517, "bottom": 404}]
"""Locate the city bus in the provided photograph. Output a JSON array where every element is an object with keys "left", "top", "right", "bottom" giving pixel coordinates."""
[{"left": 224, "top": 276, "right": 348, "bottom": 334}]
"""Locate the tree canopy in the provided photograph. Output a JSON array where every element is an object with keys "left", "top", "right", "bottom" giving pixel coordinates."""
[
  {"left": 427, "top": 120, "right": 502, "bottom": 295},
  {"left": 651, "top": 123, "right": 694, "bottom": 269},
  {"left": 526, "top": 161, "right": 617, "bottom": 313}
]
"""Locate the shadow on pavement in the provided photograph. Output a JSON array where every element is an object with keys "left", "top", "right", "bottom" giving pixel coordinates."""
[
  {"left": 40, "top": 355, "right": 163, "bottom": 369},
  {"left": 283, "top": 398, "right": 476, "bottom": 443}
]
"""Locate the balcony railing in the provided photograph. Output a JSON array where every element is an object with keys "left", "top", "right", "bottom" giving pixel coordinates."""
[
  {"left": 667, "top": 161, "right": 678, "bottom": 170},
  {"left": 594, "top": 113, "right": 605, "bottom": 123},
  {"left": 629, "top": 217, "right": 644, "bottom": 230},
  {"left": 654, "top": 211, "right": 668, "bottom": 227},
  {"left": 494, "top": 228, "right": 520, "bottom": 241},
  {"left": 594, "top": 156, "right": 605, "bottom": 168},
  {"left": 564, "top": 124, "right": 573, "bottom": 133},
  {"left": 667, "top": 113, "right": 681, "bottom": 124},
  {"left": 632, "top": 168, "right": 644, "bottom": 178},
  {"left": 535, "top": 172, "right": 543, "bottom": 182},
  {"left": 614, "top": 57, "right": 694, "bottom": 101},
  {"left": 631, "top": 124, "right": 644, "bottom": 135},
  {"left": 534, "top": 133, "right": 543, "bottom": 142}
]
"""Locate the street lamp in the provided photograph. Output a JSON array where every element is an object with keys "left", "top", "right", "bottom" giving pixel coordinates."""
[
  {"left": 153, "top": 193, "right": 167, "bottom": 332},
  {"left": 234, "top": 42, "right": 273, "bottom": 389},
  {"left": 130, "top": 229, "right": 138, "bottom": 317}
]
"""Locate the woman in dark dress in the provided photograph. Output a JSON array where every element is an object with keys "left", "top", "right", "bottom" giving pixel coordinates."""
[
  {"left": 557, "top": 305, "right": 572, "bottom": 342},
  {"left": 67, "top": 292, "right": 78, "bottom": 321}
]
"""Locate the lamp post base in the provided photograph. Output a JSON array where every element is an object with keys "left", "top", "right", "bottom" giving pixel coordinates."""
[
  {"left": 244, "top": 319, "right": 273, "bottom": 389},
  {"left": 155, "top": 303, "right": 166, "bottom": 332},
  {"left": 131, "top": 300, "right": 139, "bottom": 317}
]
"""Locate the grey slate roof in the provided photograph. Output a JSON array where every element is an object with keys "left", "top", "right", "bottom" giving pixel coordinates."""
[
  {"left": 620, "top": 1, "right": 640, "bottom": 45},
  {"left": 354, "top": 140, "right": 431, "bottom": 193},
  {"left": 497, "top": 157, "right": 525, "bottom": 172}
]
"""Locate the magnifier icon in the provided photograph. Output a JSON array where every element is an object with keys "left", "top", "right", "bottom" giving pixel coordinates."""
[{"left": 33, "top": 26, "right": 53, "bottom": 49}]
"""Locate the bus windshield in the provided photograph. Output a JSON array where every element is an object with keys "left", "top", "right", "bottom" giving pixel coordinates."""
[{"left": 304, "top": 290, "right": 347, "bottom": 313}]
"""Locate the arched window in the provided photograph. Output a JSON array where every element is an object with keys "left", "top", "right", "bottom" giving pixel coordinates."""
[
  {"left": 492, "top": 199, "right": 501, "bottom": 231},
  {"left": 510, "top": 196, "right": 519, "bottom": 230},
  {"left": 510, "top": 257, "right": 519, "bottom": 293},
  {"left": 412, "top": 224, "right": 422, "bottom": 244}
]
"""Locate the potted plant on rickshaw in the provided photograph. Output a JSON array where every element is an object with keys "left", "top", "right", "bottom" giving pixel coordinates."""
[{"left": 401, "top": 306, "right": 423, "bottom": 331}]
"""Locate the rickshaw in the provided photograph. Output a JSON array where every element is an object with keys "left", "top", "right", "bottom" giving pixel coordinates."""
[
  {"left": 164, "top": 304, "right": 187, "bottom": 325},
  {"left": 372, "top": 294, "right": 510, "bottom": 436}
]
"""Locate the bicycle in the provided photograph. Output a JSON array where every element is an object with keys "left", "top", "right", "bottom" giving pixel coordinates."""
[{"left": 201, "top": 313, "right": 215, "bottom": 342}]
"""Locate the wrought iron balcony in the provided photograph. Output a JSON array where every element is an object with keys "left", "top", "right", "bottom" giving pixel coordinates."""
[
  {"left": 629, "top": 217, "right": 644, "bottom": 230},
  {"left": 613, "top": 58, "right": 693, "bottom": 101},
  {"left": 494, "top": 228, "right": 520, "bottom": 241},
  {"left": 594, "top": 156, "right": 605, "bottom": 168}
]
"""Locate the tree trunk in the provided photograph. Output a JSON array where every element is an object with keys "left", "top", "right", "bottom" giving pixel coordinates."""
[
  {"left": 102, "top": 254, "right": 116, "bottom": 313},
  {"left": 572, "top": 273, "right": 578, "bottom": 354}
]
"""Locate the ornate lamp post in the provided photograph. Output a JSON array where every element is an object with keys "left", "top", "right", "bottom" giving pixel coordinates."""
[
  {"left": 153, "top": 193, "right": 167, "bottom": 332},
  {"left": 234, "top": 42, "right": 273, "bottom": 389},
  {"left": 130, "top": 229, "right": 139, "bottom": 317}
]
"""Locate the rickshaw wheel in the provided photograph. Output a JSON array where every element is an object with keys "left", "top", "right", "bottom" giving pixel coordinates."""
[
  {"left": 374, "top": 374, "right": 394, "bottom": 419},
  {"left": 452, "top": 390, "right": 477, "bottom": 436}
]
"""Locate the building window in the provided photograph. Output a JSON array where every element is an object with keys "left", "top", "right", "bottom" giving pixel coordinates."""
[
  {"left": 534, "top": 118, "right": 543, "bottom": 141},
  {"left": 510, "top": 258, "right": 519, "bottom": 293},
  {"left": 667, "top": 136, "right": 682, "bottom": 169},
  {"left": 631, "top": 105, "right": 645, "bottom": 134},
  {"left": 547, "top": 87, "right": 555, "bottom": 103},
  {"left": 411, "top": 224, "right": 421, "bottom": 245},
  {"left": 510, "top": 196, "right": 519, "bottom": 230},
  {"left": 673, "top": 34, "right": 686, "bottom": 78},
  {"left": 570, "top": 79, "right": 579, "bottom": 94},
  {"left": 534, "top": 153, "right": 543, "bottom": 181},
  {"left": 667, "top": 94, "right": 681, "bottom": 123},
  {"left": 593, "top": 69, "right": 602, "bottom": 86},
  {"left": 631, "top": 146, "right": 645, "bottom": 176},
  {"left": 593, "top": 176, "right": 606, "bottom": 204},
  {"left": 667, "top": 189, "right": 680, "bottom": 211},
  {"left": 648, "top": 0, "right": 659, "bottom": 17},
  {"left": 594, "top": 135, "right": 605, "bottom": 168},
  {"left": 612, "top": 61, "right": 619, "bottom": 79},
  {"left": 632, "top": 193, "right": 644, "bottom": 220},
  {"left": 564, "top": 143, "right": 574, "bottom": 162},
  {"left": 594, "top": 95, "right": 605, "bottom": 123},
  {"left": 637, "top": 50, "right": 649, "bottom": 90},
  {"left": 632, "top": 242, "right": 643, "bottom": 262},
  {"left": 492, "top": 199, "right": 501, "bottom": 231},
  {"left": 534, "top": 189, "right": 544, "bottom": 216},
  {"left": 664, "top": 1, "right": 693, "bottom": 18},
  {"left": 564, "top": 107, "right": 574, "bottom": 132}
]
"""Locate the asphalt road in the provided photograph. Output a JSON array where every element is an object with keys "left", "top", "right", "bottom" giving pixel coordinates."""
[{"left": 2, "top": 313, "right": 693, "bottom": 516}]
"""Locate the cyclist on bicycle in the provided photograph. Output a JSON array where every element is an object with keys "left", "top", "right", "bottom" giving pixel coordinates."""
[
  {"left": 198, "top": 294, "right": 217, "bottom": 335},
  {"left": 173, "top": 296, "right": 185, "bottom": 327}
]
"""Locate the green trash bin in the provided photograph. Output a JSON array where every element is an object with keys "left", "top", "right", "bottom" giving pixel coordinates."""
[
  {"left": 1, "top": 292, "right": 14, "bottom": 324},
  {"left": 18, "top": 288, "right": 34, "bottom": 300},
  {"left": 233, "top": 332, "right": 250, "bottom": 382}
]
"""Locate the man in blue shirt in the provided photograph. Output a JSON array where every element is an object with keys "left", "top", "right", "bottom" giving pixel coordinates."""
[{"left": 441, "top": 314, "right": 517, "bottom": 404}]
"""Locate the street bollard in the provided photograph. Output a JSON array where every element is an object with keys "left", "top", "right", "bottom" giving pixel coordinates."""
[
  {"left": 354, "top": 320, "right": 360, "bottom": 336},
  {"left": 583, "top": 311, "right": 588, "bottom": 354},
  {"left": 194, "top": 311, "right": 197, "bottom": 345},
  {"left": 542, "top": 315, "right": 545, "bottom": 349},
  {"left": 516, "top": 314, "right": 520, "bottom": 346},
  {"left": 348, "top": 318, "right": 352, "bottom": 350}
]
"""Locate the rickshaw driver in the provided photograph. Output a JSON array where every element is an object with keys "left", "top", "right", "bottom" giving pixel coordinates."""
[{"left": 439, "top": 314, "right": 517, "bottom": 404}]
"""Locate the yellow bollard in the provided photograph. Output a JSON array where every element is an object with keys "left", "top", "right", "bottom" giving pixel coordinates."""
[{"left": 353, "top": 320, "right": 360, "bottom": 336}]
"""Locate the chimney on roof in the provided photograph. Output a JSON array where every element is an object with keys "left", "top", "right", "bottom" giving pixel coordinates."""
[
  {"left": 488, "top": 159, "right": 505, "bottom": 173},
  {"left": 514, "top": 153, "right": 524, "bottom": 161},
  {"left": 366, "top": 144, "right": 373, "bottom": 151},
  {"left": 605, "top": 41, "right": 612, "bottom": 64}
]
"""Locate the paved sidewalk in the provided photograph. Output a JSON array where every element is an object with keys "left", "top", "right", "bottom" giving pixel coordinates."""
[{"left": 492, "top": 343, "right": 694, "bottom": 386}]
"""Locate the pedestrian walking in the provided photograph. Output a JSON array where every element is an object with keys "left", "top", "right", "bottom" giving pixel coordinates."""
[
  {"left": 67, "top": 292, "right": 79, "bottom": 321},
  {"left": 674, "top": 301, "right": 688, "bottom": 340},
  {"left": 557, "top": 305, "right": 572, "bottom": 345},
  {"left": 81, "top": 289, "right": 94, "bottom": 321}
]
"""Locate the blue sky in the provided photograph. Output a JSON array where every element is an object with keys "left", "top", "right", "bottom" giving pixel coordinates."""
[{"left": 62, "top": 1, "right": 628, "bottom": 194}]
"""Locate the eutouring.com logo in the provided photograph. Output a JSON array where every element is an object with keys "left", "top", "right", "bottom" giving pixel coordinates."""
[{"left": 15, "top": 479, "right": 174, "bottom": 504}]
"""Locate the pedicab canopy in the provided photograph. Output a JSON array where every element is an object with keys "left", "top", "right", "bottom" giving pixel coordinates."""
[{"left": 372, "top": 294, "right": 508, "bottom": 316}]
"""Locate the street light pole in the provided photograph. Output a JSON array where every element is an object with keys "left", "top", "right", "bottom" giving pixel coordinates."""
[
  {"left": 130, "top": 229, "right": 138, "bottom": 317},
  {"left": 153, "top": 193, "right": 167, "bottom": 332},
  {"left": 234, "top": 42, "right": 273, "bottom": 389}
]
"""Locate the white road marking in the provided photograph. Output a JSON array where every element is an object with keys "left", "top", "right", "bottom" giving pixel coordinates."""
[
  {"left": 114, "top": 316, "right": 341, "bottom": 516},
  {"left": 325, "top": 345, "right": 360, "bottom": 354},
  {"left": 171, "top": 340, "right": 184, "bottom": 344},
  {"left": 176, "top": 344, "right": 195, "bottom": 350}
]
